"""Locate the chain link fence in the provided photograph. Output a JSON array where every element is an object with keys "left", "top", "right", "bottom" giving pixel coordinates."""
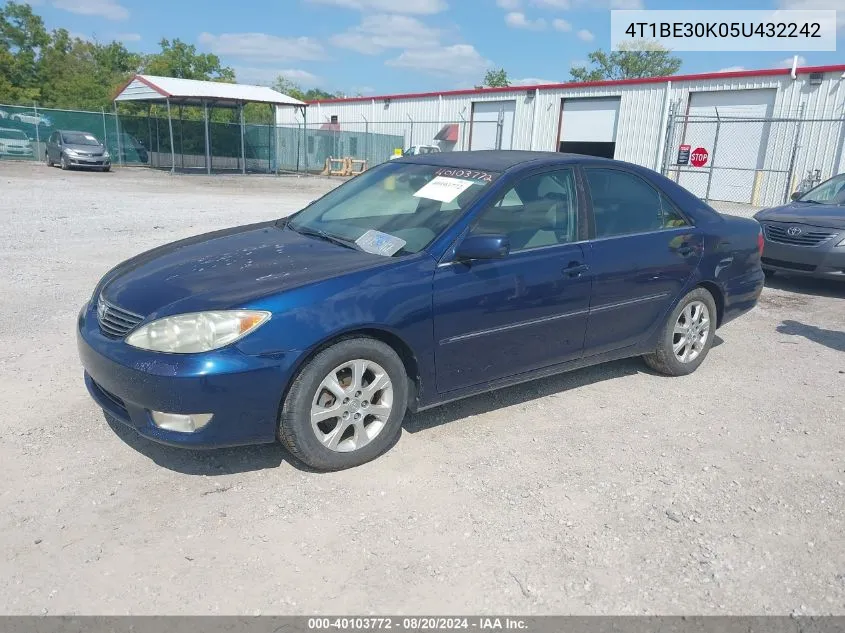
[{"left": 662, "top": 107, "right": 845, "bottom": 208}]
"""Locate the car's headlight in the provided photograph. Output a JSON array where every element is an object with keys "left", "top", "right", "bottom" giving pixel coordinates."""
[
  {"left": 64, "top": 148, "right": 78, "bottom": 156},
  {"left": 125, "top": 310, "right": 270, "bottom": 353},
  {"left": 102, "top": 150, "right": 110, "bottom": 159},
  {"left": 837, "top": 237, "right": 845, "bottom": 247}
]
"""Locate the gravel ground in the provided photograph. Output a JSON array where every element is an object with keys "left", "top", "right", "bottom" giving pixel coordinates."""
[{"left": 1, "top": 162, "right": 843, "bottom": 616}]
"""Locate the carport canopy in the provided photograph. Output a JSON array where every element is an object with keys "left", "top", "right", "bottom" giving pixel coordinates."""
[{"left": 113, "top": 74, "right": 307, "bottom": 173}]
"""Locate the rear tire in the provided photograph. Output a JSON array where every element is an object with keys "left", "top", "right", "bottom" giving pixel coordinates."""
[
  {"left": 279, "top": 338, "right": 408, "bottom": 471},
  {"left": 643, "top": 287, "right": 717, "bottom": 377}
]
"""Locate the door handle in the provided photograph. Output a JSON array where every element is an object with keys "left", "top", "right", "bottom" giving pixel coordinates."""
[{"left": 563, "top": 262, "right": 589, "bottom": 278}]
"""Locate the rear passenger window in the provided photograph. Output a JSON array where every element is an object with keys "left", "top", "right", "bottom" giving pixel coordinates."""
[
  {"left": 660, "top": 193, "right": 690, "bottom": 228},
  {"left": 586, "top": 169, "right": 669, "bottom": 238}
]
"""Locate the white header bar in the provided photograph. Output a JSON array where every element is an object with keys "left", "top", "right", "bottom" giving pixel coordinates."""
[{"left": 610, "top": 10, "right": 837, "bottom": 52}]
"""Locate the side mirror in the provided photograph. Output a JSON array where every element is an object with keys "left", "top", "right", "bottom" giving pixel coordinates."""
[
  {"left": 790, "top": 191, "right": 802, "bottom": 201},
  {"left": 455, "top": 234, "right": 510, "bottom": 261}
]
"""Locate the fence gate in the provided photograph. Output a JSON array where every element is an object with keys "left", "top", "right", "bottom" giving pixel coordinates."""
[{"left": 662, "top": 107, "right": 845, "bottom": 208}]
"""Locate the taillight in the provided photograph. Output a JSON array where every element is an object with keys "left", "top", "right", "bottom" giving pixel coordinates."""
[{"left": 757, "top": 229, "right": 764, "bottom": 256}]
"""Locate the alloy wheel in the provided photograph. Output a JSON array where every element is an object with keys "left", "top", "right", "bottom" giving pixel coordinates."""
[
  {"left": 310, "top": 359, "right": 394, "bottom": 452},
  {"left": 673, "top": 300, "right": 711, "bottom": 363}
]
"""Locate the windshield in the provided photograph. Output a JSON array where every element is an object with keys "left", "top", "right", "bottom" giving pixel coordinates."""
[
  {"left": 0, "top": 130, "right": 28, "bottom": 140},
  {"left": 799, "top": 173, "right": 845, "bottom": 205},
  {"left": 287, "top": 161, "right": 500, "bottom": 256},
  {"left": 62, "top": 132, "right": 101, "bottom": 146}
]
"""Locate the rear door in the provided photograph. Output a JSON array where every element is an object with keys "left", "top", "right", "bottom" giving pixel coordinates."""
[
  {"left": 582, "top": 167, "right": 702, "bottom": 355},
  {"left": 432, "top": 167, "right": 593, "bottom": 393}
]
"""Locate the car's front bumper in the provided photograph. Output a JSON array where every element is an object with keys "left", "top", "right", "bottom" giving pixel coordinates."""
[
  {"left": 66, "top": 156, "right": 110, "bottom": 168},
  {"left": 760, "top": 230, "right": 845, "bottom": 281},
  {"left": 77, "top": 300, "right": 300, "bottom": 448},
  {"left": 0, "top": 148, "right": 34, "bottom": 157}
]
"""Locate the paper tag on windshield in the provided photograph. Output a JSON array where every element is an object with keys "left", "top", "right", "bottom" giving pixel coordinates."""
[
  {"left": 413, "top": 176, "right": 474, "bottom": 203},
  {"left": 355, "top": 230, "right": 407, "bottom": 257}
]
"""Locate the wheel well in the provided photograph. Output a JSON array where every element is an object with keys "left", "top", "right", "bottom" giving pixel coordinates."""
[
  {"left": 696, "top": 281, "right": 724, "bottom": 327},
  {"left": 283, "top": 328, "right": 421, "bottom": 409}
]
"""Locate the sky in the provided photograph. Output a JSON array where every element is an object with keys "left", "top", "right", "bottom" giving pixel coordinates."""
[{"left": 21, "top": 0, "right": 845, "bottom": 96}]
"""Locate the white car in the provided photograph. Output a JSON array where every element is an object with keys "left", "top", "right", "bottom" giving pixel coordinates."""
[
  {"left": 0, "top": 128, "right": 34, "bottom": 157},
  {"left": 0, "top": 109, "right": 9, "bottom": 120},
  {"left": 389, "top": 144, "right": 441, "bottom": 160},
  {"left": 10, "top": 111, "right": 52, "bottom": 127}
]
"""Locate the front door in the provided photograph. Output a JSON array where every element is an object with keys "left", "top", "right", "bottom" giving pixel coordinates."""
[
  {"left": 581, "top": 167, "right": 702, "bottom": 355},
  {"left": 433, "top": 168, "right": 593, "bottom": 393}
]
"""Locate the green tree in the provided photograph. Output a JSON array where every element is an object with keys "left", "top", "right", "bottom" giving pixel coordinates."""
[
  {"left": 482, "top": 68, "right": 510, "bottom": 87},
  {"left": 570, "top": 43, "right": 681, "bottom": 82},
  {"left": 0, "top": 1, "right": 50, "bottom": 103},
  {"left": 142, "top": 38, "right": 234, "bottom": 81}
]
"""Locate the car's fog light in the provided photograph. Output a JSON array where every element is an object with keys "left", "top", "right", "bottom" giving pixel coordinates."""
[{"left": 150, "top": 411, "right": 212, "bottom": 433}]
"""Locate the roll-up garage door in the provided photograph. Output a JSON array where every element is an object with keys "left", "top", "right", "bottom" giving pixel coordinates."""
[
  {"left": 677, "top": 88, "right": 776, "bottom": 203},
  {"left": 470, "top": 100, "right": 515, "bottom": 150},
  {"left": 559, "top": 97, "right": 620, "bottom": 158}
]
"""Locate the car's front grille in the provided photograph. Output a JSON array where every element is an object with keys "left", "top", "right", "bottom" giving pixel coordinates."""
[
  {"left": 761, "top": 257, "right": 817, "bottom": 272},
  {"left": 97, "top": 296, "right": 144, "bottom": 338},
  {"left": 764, "top": 223, "right": 836, "bottom": 246}
]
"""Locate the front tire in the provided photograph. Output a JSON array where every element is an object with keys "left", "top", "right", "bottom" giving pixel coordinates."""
[
  {"left": 643, "top": 287, "right": 717, "bottom": 377},
  {"left": 45, "top": 152, "right": 52, "bottom": 167},
  {"left": 60, "top": 154, "right": 68, "bottom": 170},
  {"left": 763, "top": 268, "right": 775, "bottom": 279},
  {"left": 279, "top": 338, "right": 408, "bottom": 471}
]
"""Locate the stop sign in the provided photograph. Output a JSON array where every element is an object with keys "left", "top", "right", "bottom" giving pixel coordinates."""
[{"left": 691, "top": 147, "right": 709, "bottom": 167}]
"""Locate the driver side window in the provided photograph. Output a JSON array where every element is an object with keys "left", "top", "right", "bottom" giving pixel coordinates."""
[{"left": 472, "top": 169, "right": 578, "bottom": 252}]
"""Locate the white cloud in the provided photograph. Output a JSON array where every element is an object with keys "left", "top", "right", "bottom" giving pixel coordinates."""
[
  {"left": 513, "top": 77, "right": 560, "bottom": 85},
  {"left": 505, "top": 11, "right": 547, "bottom": 30},
  {"left": 497, "top": 0, "right": 522, "bottom": 8},
  {"left": 198, "top": 32, "right": 326, "bottom": 62},
  {"left": 52, "top": 0, "right": 129, "bottom": 20},
  {"left": 306, "top": 0, "right": 447, "bottom": 14},
  {"left": 777, "top": 55, "right": 808, "bottom": 67},
  {"left": 716, "top": 66, "right": 747, "bottom": 73},
  {"left": 386, "top": 44, "right": 491, "bottom": 78},
  {"left": 576, "top": 29, "right": 595, "bottom": 41},
  {"left": 233, "top": 66, "right": 322, "bottom": 87},
  {"left": 115, "top": 32, "right": 141, "bottom": 42},
  {"left": 552, "top": 18, "right": 571, "bottom": 32},
  {"left": 331, "top": 14, "right": 441, "bottom": 54},
  {"left": 532, "top": 0, "right": 643, "bottom": 8},
  {"left": 777, "top": 0, "right": 845, "bottom": 30}
]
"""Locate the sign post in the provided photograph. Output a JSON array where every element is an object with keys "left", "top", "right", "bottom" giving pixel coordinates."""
[{"left": 677, "top": 144, "right": 691, "bottom": 165}]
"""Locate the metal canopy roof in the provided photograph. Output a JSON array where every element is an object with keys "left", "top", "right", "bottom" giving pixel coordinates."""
[{"left": 114, "top": 74, "right": 306, "bottom": 107}]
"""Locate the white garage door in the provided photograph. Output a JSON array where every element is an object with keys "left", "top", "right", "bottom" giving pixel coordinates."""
[
  {"left": 470, "top": 101, "right": 515, "bottom": 151},
  {"left": 678, "top": 89, "right": 776, "bottom": 203},
  {"left": 559, "top": 97, "right": 621, "bottom": 158}
]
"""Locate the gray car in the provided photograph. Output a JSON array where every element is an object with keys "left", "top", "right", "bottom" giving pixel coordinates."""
[
  {"left": 754, "top": 173, "right": 845, "bottom": 281},
  {"left": 45, "top": 130, "right": 111, "bottom": 171}
]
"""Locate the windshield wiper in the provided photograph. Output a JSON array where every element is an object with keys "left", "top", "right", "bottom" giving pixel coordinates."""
[
  {"left": 797, "top": 199, "right": 822, "bottom": 204},
  {"left": 288, "top": 224, "right": 361, "bottom": 251}
]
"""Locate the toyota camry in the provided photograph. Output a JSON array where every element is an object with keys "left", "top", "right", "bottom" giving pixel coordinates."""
[{"left": 78, "top": 151, "right": 765, "bottom": 470}]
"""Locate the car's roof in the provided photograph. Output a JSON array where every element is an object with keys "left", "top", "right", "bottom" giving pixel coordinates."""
[
  {"left": 396, "top": 150, "right": 616, "bottom": 171},
  {"left": 60, "top": 130, "right": 95, "bottom": 135}
]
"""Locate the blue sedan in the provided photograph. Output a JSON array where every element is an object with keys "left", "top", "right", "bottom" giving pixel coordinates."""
[{"left": 78, "top": 151, "right": 765, "bottom": 470}]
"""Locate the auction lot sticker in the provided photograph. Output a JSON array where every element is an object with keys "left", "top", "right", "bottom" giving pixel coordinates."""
[{"left": 413, "top": 176, "right": 474, "bottom": 203}]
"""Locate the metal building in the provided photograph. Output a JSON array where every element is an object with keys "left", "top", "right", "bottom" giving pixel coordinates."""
[{"left": 277, "top": 64, "right": 845, "bottom": 207}]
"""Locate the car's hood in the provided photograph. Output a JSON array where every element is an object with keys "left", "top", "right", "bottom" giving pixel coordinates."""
[
  {"left": 66, "top": 143, "right": 104, "bottom": 153},
  {"left": 755, "top": 203, "right": 845, "bottom": 230},
  {"left": 100, "top": 222, "right": 386, "bottom": 317}
]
